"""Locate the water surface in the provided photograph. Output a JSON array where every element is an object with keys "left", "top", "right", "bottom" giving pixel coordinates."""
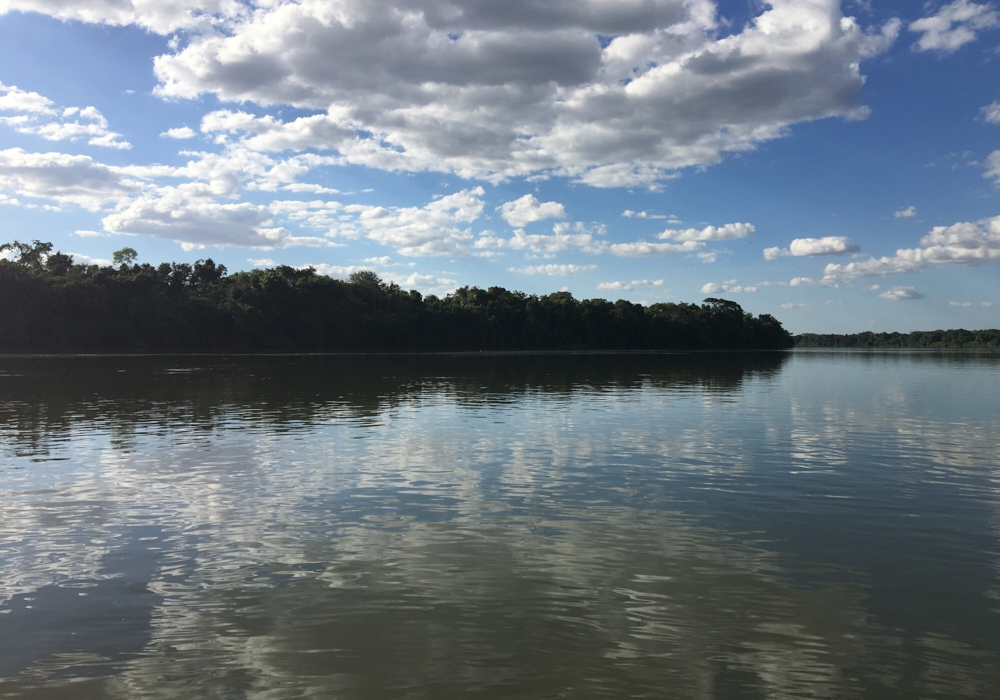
[{"left": 1, "top": 351, "right": 998, "bottom": 698}]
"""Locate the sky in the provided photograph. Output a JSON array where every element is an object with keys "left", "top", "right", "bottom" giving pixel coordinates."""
[{"left": 0, "top": 0, "right": 999, "bottom": 333}]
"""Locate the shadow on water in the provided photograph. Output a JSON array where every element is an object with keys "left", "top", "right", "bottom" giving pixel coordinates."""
[
  {"left": 0, "top": 526, "right": 166, "bottom": 680},
  {"left": 0, "top": 352, "right": 788, "bottom": 458}
]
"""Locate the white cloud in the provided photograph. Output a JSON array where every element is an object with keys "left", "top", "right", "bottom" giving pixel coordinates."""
[
  {"left": 950, "top": 301, "right": 973, "bottom": 307},
  {"left": 764, "top": 236, "right": 860, "bottom": 259},
  {"left": 789, "top": 276, "right": 819, "bottom": 287},
  {"left": 280, "top": 183, "right": 340, "bottom": 194},
  {"left": 508, "top": 264, "right": 596, "bottom": 276},
  {"left": 597, "top": 279, "right": 664, "bottom": 292},
  {"left": 102, "top": 186, "right": 332, "bottom": 249},
  {"left": 823, "top": 217, "right": 1000, "bottom": 280},
  {"left": 67, "top": 252, "right": 111, "bottom": 266},
  {"left": 981, "top": 102, "right": 1000, "bottom": 123},
  {"left": 363, "top": 256, "right": 395, "bottom": 266},
  {"left": 348, "top": 187, "right": 485, "bottom": 256},
  {"left": 305, "top": 263, "right": 370, "bottom": 279},
  {"left": 985, "top": 150, "right": 1000, "bottom": 184},
  {"left": 476, "top": 221, "right": 606, "bottom": 257},
  {"left": 909, "top": 0, "right": 999, "bottom": 53},
  {"left": 248, "top": 257, "right": 276, "bottom": 267},
  {"left": 609, "top": 240, "right": 703, "bottom": 257},
  {"left": 0, "top": 81, "right": 54, "bottom": 113},
  {"left": 622, "top": 210, "right": 667, "bottom": 220},
  {"left": 380, "top": 271, "right": 458, "bottom": 293},
  {"left": 142, "top": 0, "right": 899, "bottom": 188},
  {"left": 497, "top": 194, "right": 566, "bottom": 228},
  {"left": 0, "top": 0, "right": 245, "bottom": 34},
  {"left": 879, "top": 286, "right": 924, "bottom": 301},
  {"left": 658, "top": 222, "right": 755, "bottom": 243},
  {"left": 894, "top": 206, "right": 917, "bottom": 218},
  {"left": 701, "top": 280, "right": 758, "bottom": 294},
  {"left": 0, "top": 85, "right": 130, "bottom": 148},
  {"left": 0, "top": 147, "right": 142, "bottom": 210},
  {"left": 73, "top": 229, "right": 105, "bottom": 237},
  {"left": 161, "top": 126, "right": 197, "bottom": 139},
  {"left": 780, "top": 303, "right": 806, "bottom": 310}
]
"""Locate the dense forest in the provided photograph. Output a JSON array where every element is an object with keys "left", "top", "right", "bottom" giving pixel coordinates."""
[
  {"left": 795, "top": 330, "right": 1000, "bottom": 349},
  {"left": 0, "top": 240, "right": 793, "bottom": 352}
]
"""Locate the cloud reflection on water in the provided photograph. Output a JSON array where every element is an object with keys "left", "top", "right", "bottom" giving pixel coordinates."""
[{"left": 1, "top": 352, "right": 999, "bottom": 698}]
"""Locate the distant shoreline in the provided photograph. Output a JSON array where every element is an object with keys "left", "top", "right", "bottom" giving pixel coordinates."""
[{"left": 794, "top": 330, "right": 1000, "bottom": 349}]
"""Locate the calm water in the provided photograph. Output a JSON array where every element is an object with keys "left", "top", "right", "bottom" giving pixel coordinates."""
[{"left": 0, "top": 351, "right": 998, "bottom": 699}]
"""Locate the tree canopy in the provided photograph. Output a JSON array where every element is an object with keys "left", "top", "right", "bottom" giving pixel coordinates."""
[
  {"left": 0, "top": 240, "right": 794, "bottom": 352},
  {"left": 795, "top": 330, "right": 1000, "bottom": 349}
]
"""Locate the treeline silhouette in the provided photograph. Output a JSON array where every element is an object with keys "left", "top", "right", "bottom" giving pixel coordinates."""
[
  {"left": 795, "top": 330, "right": 1000, "bottom": 349},
  {"left": 0, "top": 240, "right": 792, "bottom": 352}
]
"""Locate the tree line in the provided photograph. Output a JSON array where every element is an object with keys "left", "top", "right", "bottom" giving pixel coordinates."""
[
  {"left": 0, "top": 240, "right": 793, "bottom": 352},
  {"left": 795, "top": 330, "right": 1000, "bottom": 349}
]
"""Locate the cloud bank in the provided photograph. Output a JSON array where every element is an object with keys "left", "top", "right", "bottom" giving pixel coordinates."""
[
  {"left": 19, "top": 0, "right": 893, "bottom": 188},
  {"left": 823, "top": 217, "right": 1000, "bottom": 280}
]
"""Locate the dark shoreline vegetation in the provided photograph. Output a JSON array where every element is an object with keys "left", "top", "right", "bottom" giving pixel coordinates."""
[
  {"left": 1, "top": 240, "right": 793, "bottom": 352},
  {"left": 795, "top": 330, "right": 1000, "bottom": 349}
]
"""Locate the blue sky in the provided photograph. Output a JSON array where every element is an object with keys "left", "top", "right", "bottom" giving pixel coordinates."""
[{"left": 1, "top": 0, "right": 999, "bottom": 333}]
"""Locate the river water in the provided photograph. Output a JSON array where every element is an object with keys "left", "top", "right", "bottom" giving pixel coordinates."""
[{"left": 0, "top": 351, "right": 998, "bottom": 699}]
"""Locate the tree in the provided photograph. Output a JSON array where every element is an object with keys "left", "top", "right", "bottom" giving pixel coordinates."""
[
  {"left": 1, "top": 240, "right": 52, "bottom": 270},
  {"left": 113, "top": 247, "right": 138, "bottom": 267}
]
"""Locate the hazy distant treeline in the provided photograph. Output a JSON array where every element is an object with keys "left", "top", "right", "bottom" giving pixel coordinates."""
[
  {"left": 0, "top": 240, "right": 793, "bottom": 352},
  {"left": 795, "top": 330, "right": 1000, "bottom": 349}
]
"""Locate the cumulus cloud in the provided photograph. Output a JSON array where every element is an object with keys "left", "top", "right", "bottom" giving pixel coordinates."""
[
  {"left": 597, "top": 279, "right": 664, "bottom": 292},
  {"left": 609, "top": 240, "right": 703, "bottom": 257},
  {"left": 658, "top": 222, "right": 755, "bottom": 243},
  {"left": 0, "top": 83, "right": 132, "bottom": 149},
  {"left": 497, "top": 194, "right": 566, "bottom": 228},
  {"left": 0, "top": 81, "right": 53, "bottom": 113},
  {"left": 879, "top": 286, "right": 924, "bottom": 301},
  {"left": 780, "top": 302, "right": 806, "bottom": 310},
  {"left": 894, "top": 206, "right": 917, "bottom": 218},
  {"left": 981, "top": 102, "right": 1000, "bottom": 123},
  {"left": 380, "top": 271, "right": 458, "bottom": 293},
  {"left": 139, "top": 0, "right": 901, "bottom": 188},
  {"left": 985, "top": 150, "right": 1000, "bottom": 184},
  {"left": 764, "top": 236, "right": 860, "bottom": 259},
  {"left": 701, "top": 280, "right": 758, "bottom": 294},
  {"left": 66, "top": 252, "right": 112, "bottom": 266},
  {"left": 348, "top": 187, "right": 485, "bottom": 256},
  {"left": 909, "top": 0, "right": 999, "bottom": 53},
  {"left": 622, "top": 210, "right": 667, "bottom": 220},
  {"left": 0, "top": 84, "right": 131, "bottom": 148},
  {"left": 790, "top": 276, "right": 819, "bottom": 287},
  {"left": 508, "top": 264, "right": 596, "bottom": 276},
  {"left": 248, "top": 257, "right": 276, "bottom": 267},
  {"left": 0, "top": 147, "right": 141, "bottom": 210},
  {"left": 161, "top": 126, "right": 197, "bottom": 139},
  {"left": 305, "top": 263, "right": 371, "bottom": 279},
  {"left": 476, "top": 221, "right": 606, "bottom": 257},
  {"left": 0, "top": 0, "right": 245, "bottom": 34},
  {"left": 823, "top": 217, "right": 1000, "bottom": 281},
  {"left": 102, "top": 186, "right": 332, "bottom": 249}
]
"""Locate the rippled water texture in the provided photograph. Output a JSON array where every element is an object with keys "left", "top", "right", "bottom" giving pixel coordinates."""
[{"left": 1, "top": 351, "right": 998, "bottom": 699}]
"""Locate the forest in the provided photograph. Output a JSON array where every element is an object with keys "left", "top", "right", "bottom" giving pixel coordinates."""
[
  {"left": 0, "top": 240, "right": 793, "bottom": 352},
  {"left": 795, "top": 330, "right": 1000, "bottom": 349}
]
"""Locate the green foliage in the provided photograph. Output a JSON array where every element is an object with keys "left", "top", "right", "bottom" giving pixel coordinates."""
[
  {"left": 0, "top": 240, "right": 795, "bottom": 352},
  {"left": 112, "top": 247, "right": 138, "bottom": 267},
  {"left": 795, "top": 330, "right": 1000, "bottom": 349}
]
